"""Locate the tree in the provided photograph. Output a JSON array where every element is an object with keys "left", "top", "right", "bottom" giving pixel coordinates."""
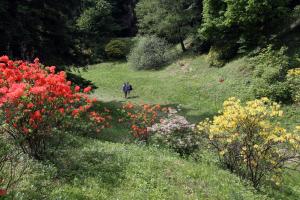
[
  {"left": 0, "top": 0, "right": 81, "bottom": 65},
  {"left": 199, "top": 0, "right": 290, "bottom": 49},
  {"left": 77, "top": 0, "right": 116, "bottom": 35},
  {"left": 136, "top": 0, "right": 200, "bottom": 51},
  {"left": 76, "top": 0, "right": 137, "bottom": 62}
]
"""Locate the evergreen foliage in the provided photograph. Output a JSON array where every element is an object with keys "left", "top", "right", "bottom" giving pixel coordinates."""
[{"left": 136, "top": 0, "right": 201, "bottom": 51}]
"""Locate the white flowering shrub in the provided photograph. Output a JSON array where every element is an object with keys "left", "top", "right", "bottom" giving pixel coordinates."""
[{"left": 148, "top": 110, "right": 200, "bottom": 156}]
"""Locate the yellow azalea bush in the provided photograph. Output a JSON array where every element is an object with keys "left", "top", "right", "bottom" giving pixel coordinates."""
[
  {"left": 287, "top": 68, "right": 300, "bottom": 103},
  {"left": 197, "top": 97, "right": 300, "bottom": 188}
]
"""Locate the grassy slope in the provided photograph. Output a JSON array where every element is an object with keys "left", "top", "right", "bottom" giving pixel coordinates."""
[
  {"left": 15, "top": 135, "right": 268, "bottom": 200},
  {"left": 44, "top": 136, "right": 267, "bottom": 200},
  {"left": 72, "top": 54, "right": 300, "bottom": 199},
  {"left": 80, "top": 56, "right": 252, "bottom": 122},
  {"left": 77, "top": 55, "right": 299, "bottom": 128},
  {"left": 15, "top": 54, "right": 299, "bottom": 199}
]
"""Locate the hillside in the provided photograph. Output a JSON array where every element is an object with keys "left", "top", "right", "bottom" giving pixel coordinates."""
[
  {"left": 68, "top": 54, "right": 300, "bottom": 199},
  {"left": 2, "top": 54, "right": 299, "bottom": 200},
  {"left": 1, "top": 1, "right": 300, "bottom": 199},
  {"left": 26, "top": 136, "right": 267, "bottom": 200},
  {"left": 77, "top": 55, "right": 300, "bottom": 129}
]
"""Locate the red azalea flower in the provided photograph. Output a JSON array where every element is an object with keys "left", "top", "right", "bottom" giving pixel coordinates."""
[
  {"left": 75, "top": 86, "right": 80, "bottom": 92},
  {"left": 83, "top": 86, "right": 92, "bottom": 93},
  {"left": 7, "top": 60, "right": 14, "bottom": 67},
  {"left": 49, "top": 66, "right": 56, "bottom": 74},
  {"left": 23, "top": 127, "right": 29, "bottom": 134},
  {"left": 72, "top": 109, "right": 79, "bottom": 117},
  {"left": 58, "top": 108, "right": 65, "bottom": 114},
  {"left": 0, "top": 55, "right": 9, "bottom": 63},
  {"left": 0, "top": 189, "right": 7, "bottom": 196},
  {"left": 0, "top": 87, "right": 8, "bottom": 94},
  {"left": 33, "top": 110, "right": 42, "bottom": 120},
  {"left": 27, "top": 102, "right": 34, "bottom": 109},
  {"left": 34, "top": 58, "right": 40, "bottom": 63}
]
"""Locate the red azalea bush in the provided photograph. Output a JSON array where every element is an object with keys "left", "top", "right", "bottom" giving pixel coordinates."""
[
  {"left": 0, "top": 56, "right": 108, "bottom": 159},
  {"left": 121, "top": 102, "right": 165, "bottom": 141}
]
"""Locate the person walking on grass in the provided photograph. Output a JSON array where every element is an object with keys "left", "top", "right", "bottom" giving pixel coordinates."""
[
  {"left": 122, "top": 82, "right": 128, "bottom": 98},
  {"left": 127, "top": 82, "right": 133, "bottom": 97},
  {"left": 122, "top": 82, "right": 133, "bottom": 99}
]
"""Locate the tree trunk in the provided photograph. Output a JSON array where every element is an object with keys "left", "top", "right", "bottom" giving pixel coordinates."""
[{"left": 180, "top": 37, "right": 186, "bottom": 52}]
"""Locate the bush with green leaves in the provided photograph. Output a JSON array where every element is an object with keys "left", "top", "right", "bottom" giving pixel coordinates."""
[
  {"left": 197, "top": 97, "right": 300, "bottom": 188},
  {"left": 250, "top": 46, "right": 293, "bottom": 103},
  {"left": 148, "top": 109, "right": 200, "bottom": 156},
  {"left": 286, "top": 68, "right": 300, "bottom": 104},
  {"left": 105, "top": 39, "right": 129, "bottom": 59},
  {"left": 127, "top": 36, "right": 175, "bottom": 70},
  {"left": 207, "top": 44, "right": 238, "bottom": 68},
  {"left": 199, "top": 0, "right": 290, "bottom": 51}
]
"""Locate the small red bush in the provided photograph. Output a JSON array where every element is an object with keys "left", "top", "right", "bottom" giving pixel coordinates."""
[{"left": 122, "top": 102, "right": 164, "bottom": 141}]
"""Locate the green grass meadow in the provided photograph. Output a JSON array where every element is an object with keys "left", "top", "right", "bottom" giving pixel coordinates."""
[
  {"left": 60, "top": 54, "right": 299, "bottom": 199},
  {"left": 11, "top": 54, "right": 300, "bottom": 199}
]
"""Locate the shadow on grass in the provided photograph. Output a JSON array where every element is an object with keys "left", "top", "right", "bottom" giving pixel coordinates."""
[
  {"left": 127, "top": 95, "right": 139, "bottom": 99},
  {"left": 67, "top": 72, "right": 98, "bottom": 90},
  {"left": 48, "top": 141, "right": 129, "bottom": 189},
  {"left": 179, "top": 106, "right": 216, "bottom": 124},
  {"left": 89, "top": 100, "right": 135, "bottom": 143}
]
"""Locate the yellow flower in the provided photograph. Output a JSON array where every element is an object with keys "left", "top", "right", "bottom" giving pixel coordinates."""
[
  {"left": 287, "top": 68, "right": 300, "bottom": 77},
  {"left": 226, "top": 138, "right": 232, "bottom": 143}
]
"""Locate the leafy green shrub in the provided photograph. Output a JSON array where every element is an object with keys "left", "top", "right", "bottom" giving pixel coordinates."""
[
  {"left": 197, "top": 97, "right": 300, "bottom": 188},
  {"left": 207, "top": 46, "right": 226, "bottom": 68},
  {"left": 190, "top": 36, "right": 211, "bottom": 53},
  {"left": 148, "top": 109, "right": 200, "bottom": 156},
  {"left": 105, "top": 39, "right": 129, "bottom": 59},
  {"left": 287, "top": 68, "right": 300, "bottom": 103},
  {"left": 250, "top": 46, "right": 292, "bottom": 103},
  {"left": 127, "top": 36, "right": 175, "bottom": 70},
  {"left": 207, "top": 44, "right": 238, "bottom": 68}
]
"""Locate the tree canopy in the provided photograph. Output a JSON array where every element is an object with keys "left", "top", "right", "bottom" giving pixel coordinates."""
[
  {"left": 0, "top": 0, "right": 298, "bottom": 64},
  {"left": 136, "top": 0, "right": 201, "bottom": 51}
]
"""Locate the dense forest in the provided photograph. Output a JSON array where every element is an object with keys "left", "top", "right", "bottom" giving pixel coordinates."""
[
  {"left": 0, "top": 0, "right": 299, "bottom": 66},
  {"left": 0, "top": 0, "right": 137, "bottom": 65}
]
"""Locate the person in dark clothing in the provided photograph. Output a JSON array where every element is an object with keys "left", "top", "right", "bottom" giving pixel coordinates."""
[
  {"left": 122, "top": 82, "right": 128, "bottom": 98},
  {"left": 122, "top": 82, "right": 133, "bottom": 99},
  {"left": 127, "top": 82, "right": 133, "bottom": 96}
]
